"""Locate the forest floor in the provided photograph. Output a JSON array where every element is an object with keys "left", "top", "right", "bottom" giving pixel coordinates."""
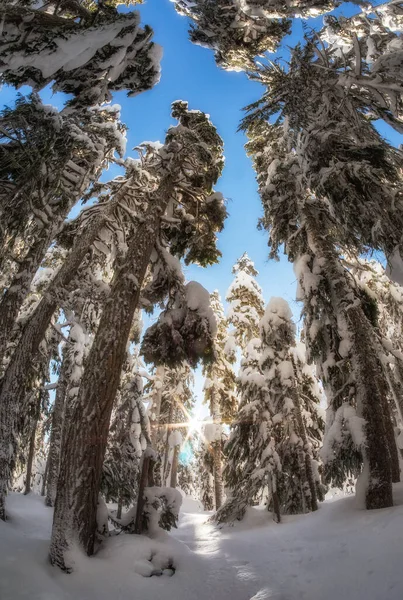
[{"left": 1, "top": 486, "right": 403, "bottom": 600}]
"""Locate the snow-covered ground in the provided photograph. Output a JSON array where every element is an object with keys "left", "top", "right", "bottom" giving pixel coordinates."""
[{"left": 1, "top": 488, "right": 403, "bottom": 600}]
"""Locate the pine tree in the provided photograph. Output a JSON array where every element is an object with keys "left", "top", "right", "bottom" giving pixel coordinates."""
[
  {"left": 216, "top": 336, "right": 274, "bottom": 523},
  {"left": 243, "top": 43, "right": 403, "bottom": 261},
  {"left": 244, "top": 120, "right": 394, "bottom": 509},
  {"left": 172, "top": 0, "right": 337, "bottom": 70},
  {"left": 195, "top": 438, "right": 215, "bottom": 511},
  {"left": 322, "top": 8, "right": 403, "bottom": 133},
  {"left": 203, "top": 291, "right": 237, "bottom": 510},
  {"left": 0, "top": 159, "right": 157, "bottom": 519},
  {"left": 259, "top": 298, "right": 321, "bottom": 515},
  {"left": 226, "top": 252, "right": 265, "bottom": 351},
  {"left": 1, "top": 4, "right": 161, "bottom": 108},
  {"left": 0, "top": 98, "right": 125, "bottom": 368},
  {"left": 49, "top": 101, "right": 226, "bottom": 570}
]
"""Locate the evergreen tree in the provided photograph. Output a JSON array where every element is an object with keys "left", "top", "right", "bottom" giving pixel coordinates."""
[
  {"left": 195, "top": 438, "right": 215, "bottom": 511},
  {"left": 322, "top": 7, "right": 403, "bottom": 133},
  {"left": 49, "top": 101, "right": 226, "bottom": 570},
  {"left": 216, "top": 336, "right": 274, "bottom": 523},
  {"left": 0, "top": 98, "right": 125, "bottom": 367},
  {"left": 1, "top": 4, "right": 161, "bottom": 108},
  {"left": 244, "top": 120, "right": 395, "bottom": 509},
  {"left": 172, "top": 0, "right": 337, "bottom": 70},
  {"left": 259, "top": 298, "right": 322, "bottom": 515},
  {"left": 226, "top": 252, "right": 265, "bottom": 351}
]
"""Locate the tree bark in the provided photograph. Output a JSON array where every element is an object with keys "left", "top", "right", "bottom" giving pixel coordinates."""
[
  {"left": 292, "top": 387, "right": 318, "bottom": 512},
  {"left": 46, "top": 345, "right": 70, "bottom": 507},
  {"left": 271, "top": 476, "right": 281, "bottom": 524},
  {"left": 210, "top": 390, "right": 223, "bottom": 510},
  {"left": 150, "top": 365, "right": 165, "bottom": 447},
  {"left": 170, "top": 444, "right": 180, "bottom": 489},
  {"left": 0, "top": 231, "right": 60, "bottom": 368},
  {"left": 304, "top": 206, "right": 393, "bottom": 510},
  {"left": 162, "top": 402, "right": 175, "bottom": 486},
  {"left": 24, "top": 423, "right": 37, "bottom": 495},
  {"left": 49, "top": 175, "right": 174, "bottom": 569},
  {"left": 0, "top": 195, "right": 123, "bottom": 519}
]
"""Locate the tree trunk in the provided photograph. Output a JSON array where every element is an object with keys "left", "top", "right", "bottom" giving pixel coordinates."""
[
  {"left": 46, "top": 346, "right": 70, "bottom": 507},
  {"left": 24, "top": 386, "right": 43, "bottom": 496},
  {"left": 162, "top": 402, "right": 175, "bottom": 486},
  {"left": 150, "top": 365, "right": 165, "bottom": 447},
  {"left": 49, "top": 175, "right": 174, "bottom": 570},
  {"left": 304, "top": 206, "right": 393, "bottom": 510},
  {"left": 382, "top": 393, "right": 400, "bottom": 483},
  {"left": 0, "top": 231, "right": 60, "bottom": 368},
  {"left": 24, "top": 423, "right": 37, "bottom": 495},
  {"left": 0, "top": 199, "right": 120, "bottom": 520},
  {"left": 170, "top": 444, "right": 180, "bottom": 489},
  {"left": 211, "top": 390, "right": 223, "bottom": 510},
  {"left": 292, "top": 387, "right": 318, "bottom": 512},
  {"left": 271, "top": 476, "right": 281, "bottom": 524},
  {"left": 133, "top": 449, "right": 156, "bottom": 535},
  {"left": 116, "top": 497, "right": 123, "bottom": 520}
]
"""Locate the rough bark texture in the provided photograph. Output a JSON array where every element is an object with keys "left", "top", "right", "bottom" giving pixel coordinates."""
[
  {"left": 162, "top": 402, "right": 175, "bottom": 486},
  {"left": 305, "top": 207, "right": 393, "bottom": 510},
  {"left": 381, "top": 393, "right": 400, "bottom": 483},
  {"left": 46, "top": 347, "right": 70, "bottom": 507},
  {"left": 170, "top": 444, "right": 180, "bottom": 489},
  {"left": 134, "top": 453, "right": 152, "bottom": 535},
  {"left": 292, "top": 387, "right": 318, "bottom": 512},
  {"left": 24, "top": 423, "right": 37, "bottom": 496},
  {"left": 0, "top": 231, "right": 59, "bottom": 368},
  {"left": 211, "top": 390, "right": 223, "bottom": 510},
  {"left": 0, "top": 204, "right": 115, "bottom": 519},
  {"left": 271, "top": 477, "right": 281, "bottom": 524},
  {"left": 49, "top": 176, "right": 174, "bottom": 570},
  {"left": 150, "top": 366, "right": 165, "bottom": 447}
]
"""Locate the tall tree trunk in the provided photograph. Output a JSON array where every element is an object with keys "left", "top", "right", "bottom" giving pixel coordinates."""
[
  {"left": 270, "top": 475, "right": 281, "bottom": 523},
  {"left": 382, "top": 393, "right": 400, "bottom": 483},
  {"left": 49, "top": 175, "right": 174, "bottom": 570},
  {"left": 292, "top": 387, "right": 318, "bottom": 512},
  {"left": 0, "top": 194, "right": 125, "bottom": 520},
  {"left": 46, "top": 345, "right": 70, "bottom": 507},
  {"left": 24, "top": 387, "right": 43, "bottom": 496},
  {"left": 304, "top": 206, "right": 393, "bottom": 510},
  {"left": 0, "top": 231, "right": 60, "bottom": 368},
  {"left": 162, "top": 402, "right": 175, "bottom": 486},
  {"left": 24, "top": 424, "right": 37, "bottom": 495},
  {"left": 211, "top": 390, "right": 223, "bottom": 510},
  {"left": 150, "top": 365, "right": 165, "bottom": 448},
  {"left": 41, "top": 452, "right": 50, "bottom": 497},
  {"left": 170, "top": 444, "right": 180, "bottom": 489}
]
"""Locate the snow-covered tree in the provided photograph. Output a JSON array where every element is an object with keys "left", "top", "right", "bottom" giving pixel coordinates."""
[
  {"left": 244, "top": 120, "right": 395, "bottom": 509},
  {"left": 202, "top": 291, "right": 237, "bottom": 510},
  {"left": 172, "top": 0, "right": 337, "bottom": 70},
  {"left": 0, "top": 98, "right": 125, "bottom": 368},
  {"left": 195, "top": 438, "right": 215, "bottom": 511},
  {"left": 215, "top": 336, "right": 274, "bottom": 523},
  {"left": 322, "top": 7, "right": 403, "bottom": 133},
  {"left": 49, "top": 101, "right": 226, "bottom": 569},
  {"left": 243, "top": 43, "right": 403, "bottom": 261},
  {"left": 226, "top": 252, "right": 265, "bottom": 352},
  {"left": 1, "top": 5, "right": 161, "bottom": 108}
]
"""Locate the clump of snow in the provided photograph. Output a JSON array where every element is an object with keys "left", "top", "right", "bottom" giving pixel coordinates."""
[
  {"left": 203, "top": 422, "right": 222, "bottom": 443},
  {"left": 185, "top": 281, "right": 217, "bottom": 336},
  {"left": 168, "top": 431, "right": 183, "bottom": 448}
]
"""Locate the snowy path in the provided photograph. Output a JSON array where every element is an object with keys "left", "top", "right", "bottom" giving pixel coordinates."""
[{"left": 2, "top": 490, "right": 403, "bottom": 600}]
